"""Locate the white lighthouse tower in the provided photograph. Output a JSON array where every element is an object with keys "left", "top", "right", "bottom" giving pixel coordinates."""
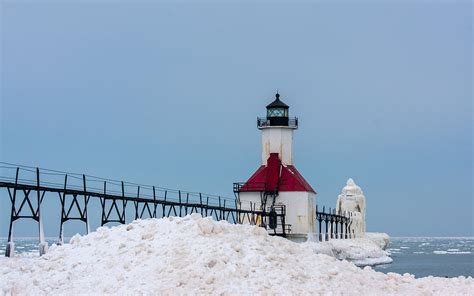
[{"left": 234, "top": 93, "right": 316, "bottom": 241}]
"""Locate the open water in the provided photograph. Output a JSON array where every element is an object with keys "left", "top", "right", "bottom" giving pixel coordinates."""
[
  {"left": 1, "top": 237, "right": 472, "bottom": 278},
  {"left": 374, "top": 237, "right": 473, "bottom": 278}
]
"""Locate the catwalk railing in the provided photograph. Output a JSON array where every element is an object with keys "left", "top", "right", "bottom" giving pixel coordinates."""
[{"left": 315, "top": 205, "right": 353, "bottom": 241}]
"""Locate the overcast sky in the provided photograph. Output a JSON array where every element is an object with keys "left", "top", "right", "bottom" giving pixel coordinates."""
[{"left": 1, "top": 1, "right": 472, "bottom": 238}]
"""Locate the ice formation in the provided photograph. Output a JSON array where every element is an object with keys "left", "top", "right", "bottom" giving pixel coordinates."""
[
  {"left": 1, "top": 215, "right": 472, "bottom": 295},
  {"left": 308, "top": 237, "right": 393, "bottom": 266},
  {"left": 365, "top": 232, "right": 391, "bottom": 250},
  {"left": 336, "top": 178, "right": 366, "bottom": 238}
]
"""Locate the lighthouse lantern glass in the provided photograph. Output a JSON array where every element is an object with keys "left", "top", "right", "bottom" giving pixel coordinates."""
[{"left": 267, "top": 108, "right": 288, "bottom": 118}]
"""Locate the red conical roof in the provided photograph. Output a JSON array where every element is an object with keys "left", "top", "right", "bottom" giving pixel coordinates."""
[{"left": 239, "top": 153, "right": 316, "bottom": 193}]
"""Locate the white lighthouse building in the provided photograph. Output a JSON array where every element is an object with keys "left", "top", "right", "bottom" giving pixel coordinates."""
[{"left": 234, "top": 93, "right": 316, "bottom": 241}]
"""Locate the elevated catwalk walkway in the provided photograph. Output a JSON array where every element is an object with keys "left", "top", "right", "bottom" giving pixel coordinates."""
[{"left": 0, "top": 162, "right": 264, "bottom": 257}]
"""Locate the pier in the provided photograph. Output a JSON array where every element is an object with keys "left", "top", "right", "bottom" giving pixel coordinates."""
[{"left": 0, "top": 162, "right": 352, "bottom": 256}]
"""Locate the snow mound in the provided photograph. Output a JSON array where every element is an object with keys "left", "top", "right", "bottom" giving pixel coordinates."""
[
  {"left": 1, "top": 215, "right": 472, "bottom": 295},
  {"left": 307, "top": 237, "right": 393, "bottom": 266}
]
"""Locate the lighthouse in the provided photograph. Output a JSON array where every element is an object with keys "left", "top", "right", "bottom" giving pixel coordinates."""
[{"left": 234, "top": 93, "right": 316, "bottom": 241}]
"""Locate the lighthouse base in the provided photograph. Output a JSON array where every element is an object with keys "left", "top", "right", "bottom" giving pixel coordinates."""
[{"left": 238, "top": 191, "right": 316, "bottom": 237}]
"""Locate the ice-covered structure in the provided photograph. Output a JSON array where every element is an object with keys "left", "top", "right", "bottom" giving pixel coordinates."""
[{"left": 336, "top": 178, "right": 366, "bottom": 238}]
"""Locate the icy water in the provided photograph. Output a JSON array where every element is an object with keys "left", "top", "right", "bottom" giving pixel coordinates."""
[
  {"left": 0, "top": 237, "right": 60, "bottom": 257},
  {"left": 1, "top": 237, "right": 473, "bottom": 278},
  {"left": 374, "top": 237, "right": 474, "bottom": 278}
]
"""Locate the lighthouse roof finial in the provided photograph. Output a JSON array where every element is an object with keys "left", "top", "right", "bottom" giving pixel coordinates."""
[{"left": 266, "top": 91, "right": 289, "bottom": 108}]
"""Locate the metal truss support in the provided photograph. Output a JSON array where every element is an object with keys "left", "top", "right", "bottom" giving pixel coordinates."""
[
  {"left": 133, "top": 185, "right": 158, "bottom": 220},
  {"left": 58, "top": 174, "right": 90, "bottom": 244},
  {"left": 100, "top": 181, "right": 127, "bottom": 226},
  {"left": 6, "top": 168, "right": 47, "bottom": 257}
]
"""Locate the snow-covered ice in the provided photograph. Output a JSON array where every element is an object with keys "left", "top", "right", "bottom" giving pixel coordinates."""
[
  {"left": 308, "top": 236, "right": 393, "bottom": 266},
  {"left": 433, "top": 250, "right": 471, "bottom": 255},
  {"left": 365, "top": 232, "right": 390, "bottom": 250},
  {"left": 1, "top": 215, "right": 472, "bottom": 295}
]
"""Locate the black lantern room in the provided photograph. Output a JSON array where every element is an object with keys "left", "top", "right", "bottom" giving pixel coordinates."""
[
  {"left": 266, "top": 93, "right": 290, "bottom": 126},
  {"left": 257, "top": 92, "right": 298, "bottom": 129}
]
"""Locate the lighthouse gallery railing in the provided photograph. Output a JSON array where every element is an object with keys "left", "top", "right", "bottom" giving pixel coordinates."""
[{"left": 257, "top": 117, "right": 298, "bottom": 129}]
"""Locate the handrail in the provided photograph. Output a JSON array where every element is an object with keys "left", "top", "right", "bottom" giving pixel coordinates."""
[
  {"left": 257, "top": 117, "right": 298, "bottom": 128},
  {"left": 0, "top": 162, "right": 235, "bottom": 204},
  {"left": 233, "top": 182, "right": 266, "bottom": 193}
]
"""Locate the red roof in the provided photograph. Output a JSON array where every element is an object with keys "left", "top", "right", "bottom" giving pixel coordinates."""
[{"left": 239, "top": 153, "right": 316, "bottom": 193}]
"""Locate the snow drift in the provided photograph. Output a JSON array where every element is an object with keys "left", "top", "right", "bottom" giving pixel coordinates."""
[
  {"left": 308, "top": 237, "right": 393, "bottom": 266},
  {"left": 1, "top": 215, "right": 472, "bottom": 295}
]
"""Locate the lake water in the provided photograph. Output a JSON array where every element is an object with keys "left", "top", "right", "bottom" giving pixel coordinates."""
[
  {"left": 374, "top": 237, "right": 473, "bottom": 278},
  {"left": 1, "top": 237, "right": 473, "bottom": 278}
]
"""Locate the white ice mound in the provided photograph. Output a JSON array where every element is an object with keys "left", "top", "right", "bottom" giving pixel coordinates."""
[
  {"left": 1, "top": 215, "right": 473, "bottom": 295},
  {"left": 365, "top": 232, "right": 391, "bottom": 250},
  {"left": 308, "top": 238, "right": 392, "bottom": 266}
]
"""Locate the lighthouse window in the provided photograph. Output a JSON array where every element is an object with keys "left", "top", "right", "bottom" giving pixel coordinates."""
[{"left": 267, "top": 108, "right": 287, "bottom": 117}]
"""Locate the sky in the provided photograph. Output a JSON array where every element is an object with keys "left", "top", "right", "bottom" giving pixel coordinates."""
[{"left": 0, "top": 1, "right": 472, "bottom": 238}]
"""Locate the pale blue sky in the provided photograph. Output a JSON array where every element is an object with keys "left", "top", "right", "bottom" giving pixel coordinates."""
[{"left": 0, "top": 1, "right": 472, "bottom": 237}]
